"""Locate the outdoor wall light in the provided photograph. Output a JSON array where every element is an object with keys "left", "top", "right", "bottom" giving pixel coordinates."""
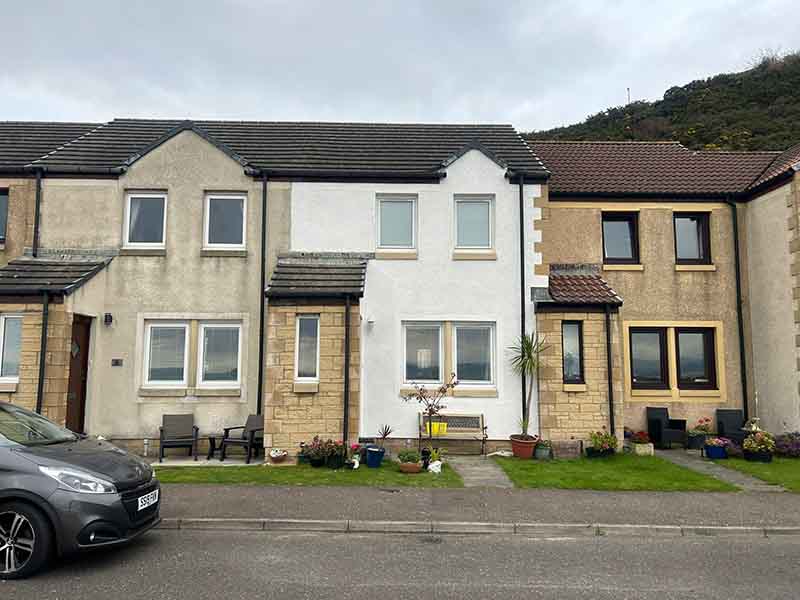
[{"left": 103, "top": 313, "right": 113, "bottom": 326}]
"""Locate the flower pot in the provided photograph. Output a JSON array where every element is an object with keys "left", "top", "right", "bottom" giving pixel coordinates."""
[
  {"left": 704, "top": 445, "right": 728, "bottom": 460},
  {"left": 631, "top": 442, "right": 654, "bottom": 457},
  {"left": 426, "top": 422, "right": 448, "bottom": 436},
  {"left": 687, "top": 434, "right": 707, "bottom": 450},
  {"left": 743, "top": 449, "right": 773, "bottom": 463},
  {"left": 586, "top": 447, "right": 615, "bottom": 458},
  {"left": 510, "top": 435, "right": 537, "bottom": 459},
  {"left": 534, "top": 445, "right": 552, "bottom": 460},
  {"left": 326, "top": 454, "right": 346, "bottom": 469},
  {"left": 366, "top": 446, "right": 386, "bottom": 468},
  {"left": 309, "top": 456, "right": 326, "bottom": 468},
  {"left": 399, "top": 462, "right": 422, "bottom": 473},
  {"left": 269, "top": 452, "right": 288, "bottom": 464}
]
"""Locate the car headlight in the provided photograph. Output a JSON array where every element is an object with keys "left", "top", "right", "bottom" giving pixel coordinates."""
[{"left": 39, "top": 466, "right": 117, "bottom": 494}]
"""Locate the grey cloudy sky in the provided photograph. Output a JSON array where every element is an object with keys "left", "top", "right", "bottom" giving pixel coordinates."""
[{"left": 0, "top": 0, "right": 795, "bottom": 131}]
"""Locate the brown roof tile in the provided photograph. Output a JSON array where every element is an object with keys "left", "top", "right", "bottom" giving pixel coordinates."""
[
  {"left": 748, "top": 142, "right": 800, "bottom": 191},
  {"left": 544, "top": 268, "right": 623, "bottom": 306}
]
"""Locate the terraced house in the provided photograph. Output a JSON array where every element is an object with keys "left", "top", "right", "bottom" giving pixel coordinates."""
[{"left": 0, "top": 119, "right": 797, "bottom": 455}]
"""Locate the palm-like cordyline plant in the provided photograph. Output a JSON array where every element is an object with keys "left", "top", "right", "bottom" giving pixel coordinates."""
[{"left": 508, "top": 332, "right": 546, "bottom": 439}]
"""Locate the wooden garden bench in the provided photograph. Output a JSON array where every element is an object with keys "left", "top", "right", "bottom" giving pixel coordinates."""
[{"left": 418, "top": 412, "right": 487, "bottom": 455}]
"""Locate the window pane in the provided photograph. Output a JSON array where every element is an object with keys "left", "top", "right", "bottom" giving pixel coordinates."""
[
  {"left": 203, "top": 327, "right": 239, "bottom": 382},
  {"left": 406, "top": 326, "right": 440, "bottom": 381},
  {"left": 1, "top": 317, "right": 22, "bottom": 378},
  {"left": 562, "top": 322, "right": 582, "bottom": 383},
  {"left": 630, "top": 331, "right": 664, "bottom": 386},
  {"left": 297, "top": 317, "right": 319, "bottom": 379},
  {"left": 603, "top": 218, "right": 634, "bottom": 260},
  {"left": 675, "top": 216, "right": 702, "bottom": 260},
  {"left": 0, "top": 192, "right": 8, "bottom": 242},
  {"left": 678, "top": 330, "right": 713, "bottom": 385},
  {"left": 148, "top": 327, "right": 185, "bottom": 382},
  {"left": 379, "top": 200, "right": 414, "bottom": 247},
  {"left": 129, "top": 197, "right": 165, "bottom": 244},
  {"left": 208, "top": 198, "right": 244, "bottom": 245},
  {"left": 456, "top": 327, "right": 491, "bottom": 382},
  {"left": 457, "top": 201, "right": 491, "bottom": 247}
]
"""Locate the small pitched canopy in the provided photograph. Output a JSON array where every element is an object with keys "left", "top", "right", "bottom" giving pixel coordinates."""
[
  {"left": 0, "top": 257, "right": 111, "bottom": 297},
  {"left": 533, "top": 264, "right": 623, "bottom": 308},
  {"left": 266, "top": 253, "right": 368, "bottom": 299}
]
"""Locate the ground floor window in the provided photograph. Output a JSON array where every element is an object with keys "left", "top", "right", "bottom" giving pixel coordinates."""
[
  {"left": 198, "top": 323, "right": 241, "bottom": 387},
  {"left": 629, "top": 328, "right": 669, "bottom": 389},
  {"left": 561, "top": 321, "right": 584, "bottom": 384},
  {"left": 0, "top": 315, "right": 22, "bottom": 381},
  {"left": 404, "top": 322, "right": 442, "bottom": 383},
  {"left": 144, "top": 322, "right": 188, "bottom": 386},
  {"left": 295, "top": 315, "right": 320, "bottom": 381},
  {"left": 454, "top": 323, "right": 494, "bottom": 384},
  {"left": 676, "top": 327, "right": 716, "bottom": 389}
]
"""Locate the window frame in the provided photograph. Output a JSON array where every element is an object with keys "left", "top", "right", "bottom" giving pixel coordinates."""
[
  {"left": 453, "top": 322, "right": 495, "bottom": 386},
  {"left": 454, "top": 195, "right": 494, "bottom": 250},
  {"left": 124, "top": 192, "right": 168, "bottom": 249},
  {"left": 196, "top": 322, "right": 243, "bottom": 389},
  {"left": 0, "top": 188, "right": 8, "bottom": 244},
  {"left": 673, "top": 212, "right": 711, "bottom": 265},
  {"left": 675, "top": 327, "right": 717, "bottom": 390},
  {"left": 561, "top": 320, "right": 584, "bottom": 385},
  {"left": 0, "top": 314, "right": 23, "bottom": 383},
  {"left": 602, "top": 212, "right": 640, "bottom": 265},
  {"left": 143, "top": 321, "right": 189, "bottom": 388},
  {"left": 203, "top": 193, "right": 247, "bottom": 250},
  {"left": 294, "top": 314, "right": 321, "bottom": 383},
  {"left": 376, "top": 195, "right": 417, "bottom": 250},
  {"left": 402, "top": 321, "right": 443, "bottom": 385},
  {"left": 629, "top": 326, "right": 669, "bottom": 390}
]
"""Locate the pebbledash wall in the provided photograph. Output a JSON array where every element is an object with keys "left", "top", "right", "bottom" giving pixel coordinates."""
[
  {"left": 0, "top": 176, "right": 36, "bottom": 266},
  {"left": 283, "top": 150, "right": 543, "bottom": 445}
]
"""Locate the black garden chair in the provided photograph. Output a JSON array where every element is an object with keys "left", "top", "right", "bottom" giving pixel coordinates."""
[
  {"left": 646, "top": 407, "right": 687, "bottom": 449},
  {"left": 219, "top": 414, "right": 264, "bottom": 464},
  {"left": 716, "top": 409, "right": 747, "bottom": 446},
  {"left": 159, "top": 414, "right": 199, "bottom": 463}
]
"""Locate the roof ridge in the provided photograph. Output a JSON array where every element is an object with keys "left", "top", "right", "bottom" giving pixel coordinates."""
[
  {"left": 527, "top": 139, "right": 684, "bottom": 145},
  {"left": 112, "top": 117, "right": 517, "bottom": 128}
]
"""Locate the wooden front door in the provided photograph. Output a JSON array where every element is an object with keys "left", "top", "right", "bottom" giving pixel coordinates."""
[{"left": 66, "top": 315, "right": 92, "bottom": 434}]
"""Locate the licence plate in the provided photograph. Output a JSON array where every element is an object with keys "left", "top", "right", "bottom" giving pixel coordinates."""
[{"left": 137, "top": 489, "right": 159, "bottom": 511}]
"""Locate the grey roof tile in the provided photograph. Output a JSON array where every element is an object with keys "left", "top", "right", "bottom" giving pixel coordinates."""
[
  {"left": 266, "top": 253, "right": 369, "bottom": 298},
  {"left": 0, "top": 257, "right": 110, "bottom": 296}
]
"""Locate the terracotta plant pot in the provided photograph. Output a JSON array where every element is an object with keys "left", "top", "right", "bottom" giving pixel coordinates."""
[
  {"left": 510, "top": 435, "right": 537, "bottom": 459},
  {"left": 399, "top": 462, "right": 422, "bottom": 473}
]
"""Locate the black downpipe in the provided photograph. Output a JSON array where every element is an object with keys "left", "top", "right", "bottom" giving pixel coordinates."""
[
  {"left": 35, "top": 292, "right": 50, "bottom": 414},
  {"left": 517, "top": 180, "right": 527, "bottom": 421},
  {"left": 343, "top": 295, "right": 352, "bottom": 442},
  {"left": 727, "top": 198, "right": 750, "bottom": 421},
  {"left": 32, "top": 169, "right": 43, "bottom": 257},
  {"left": 604, "top": 304, "right": 616, "bottom": 435},
  {"left": 256, "top": 174, "right": 268, "bottom": 416}
]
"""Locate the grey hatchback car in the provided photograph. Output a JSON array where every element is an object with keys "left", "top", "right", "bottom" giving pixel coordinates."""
[{"left": 0, "top": 401, "right": 160, "bottom": 579}]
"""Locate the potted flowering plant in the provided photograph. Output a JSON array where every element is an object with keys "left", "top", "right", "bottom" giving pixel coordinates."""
[
  {"left": 587, "top": 428, "right": 617, "bottom": 458},
  {"left": 397, "top": 449, "right": 422, "bottom": 473},
  {"left": 743, "top": 431, "right": 776, "bottom": 462},
  {"left": 269, "top": 448, "right": 288, "bottom": 464},
  {"left": 534, "top": 439, "right": 552, "bottom": 460},
  {"left": 704, "top": 437, "right": 730, "bottom": 460},
  {"left": 508, "top": 333, "right": 547, "bottom": 458},
  {"left": 304, "top": 436, "right": 327, "bottom": 468},
  {"left": 688, "top": 416, "right": 713, "bottom": 449},
  {"left": 629, "top": 431, "right": 654, "bottom": 456},
  {"left": 326, "top": 440, "right": 348, "bottom": 469}
]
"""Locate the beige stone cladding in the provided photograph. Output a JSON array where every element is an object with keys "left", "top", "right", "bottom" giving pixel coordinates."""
[
  {"left": 0, "top": 301, "right": 72, "bottom": 424},
  {"left": 264, "top": 300, "right": 360, "bottom": 454},
  {"left": 536, "top": 310, "right": 624, "bottom": 443},
  {"left": 0, "top": 177, "right": 36, "bottom": 266}
]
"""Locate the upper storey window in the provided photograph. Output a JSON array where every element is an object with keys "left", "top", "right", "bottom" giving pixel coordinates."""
[
  {"left": 602, "top": 212, "right": 639, "bottom": 264},
  {"left": 124, "top": 193, "right": 167, "bottom": 248},
  {"left": 455, "top": 195, "right": 493, "bottom": 249},
  {"left": 674, "top": 213, "right": 711, "bottom": 265},
  {"left": 205, "top": 194, "right": 246, "bottom": 250},
  {"left": 377, "top": 195, "right": 416, "bottom": 249}
]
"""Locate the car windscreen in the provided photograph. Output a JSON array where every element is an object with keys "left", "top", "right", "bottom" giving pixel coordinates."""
[{"left": 0, "top": 403, "right": 77, "bottom": 446}]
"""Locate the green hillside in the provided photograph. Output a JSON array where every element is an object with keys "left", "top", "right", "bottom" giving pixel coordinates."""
[{"left": 529, "top": 52, "right": 800, "bottom": 150}]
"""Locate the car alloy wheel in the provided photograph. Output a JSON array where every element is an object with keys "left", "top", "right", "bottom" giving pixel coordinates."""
[{"left": 0, "top": 511, "right": 36, "bottom": 575}]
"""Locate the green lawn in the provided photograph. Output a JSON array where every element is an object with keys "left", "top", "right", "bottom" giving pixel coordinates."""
[
  {"left": 154, "top": 461, "right": 463, "bottom": 488},
  {"left": 494, "top": 454, "right": 737, "bottom": 492},
  {"left": 718, "top": 457, "right": 800, "bottom": 492}
]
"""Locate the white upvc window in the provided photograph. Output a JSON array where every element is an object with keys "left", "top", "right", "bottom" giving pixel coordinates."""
[
  {"left": 295, "top": 315, "right": 320, "bottom": 382},
  {"left": 204, "top": 193, "right": 246, "bottom": 250},
  {"left": 377, "top": 195, "right": 417, "bottom": 249},
  {"left": 124, "top": 192, "right": 167, "bottom": 249},
  {"left": 143, "top": 322, "right": 188, "bottom": 387},
  {"left": 455, "top": 195, "right": 493, "bottom": 249},
  {"left": 403, "top": 322, "right": 443, "bottom": 384},
  {"left": 0, "top": 315, "right": 22, "bottom": 382},
  {"left": 453, "top": 322, "right": 495, "bottom": 385},
  {"left": 197, "top": 323, "right": 242, "bottom": 388}
]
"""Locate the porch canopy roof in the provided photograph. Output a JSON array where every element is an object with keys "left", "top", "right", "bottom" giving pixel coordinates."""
[
  {"left": 0, "top": 257, "right": 111, "bottom": 298},
  {"left": 265, "top": 253, "right": 369, "bottom": 299},
  {"left": 533, "top": 264, "right": 623, "bottom": 309}
]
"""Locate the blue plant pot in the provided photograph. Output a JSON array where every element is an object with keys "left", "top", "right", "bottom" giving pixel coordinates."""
[
  {"left": 366, "top": 446, "right": 385, "bottom": 468},
  {"left": 705, "top": 445, "right": 728, "bottom": 460}
]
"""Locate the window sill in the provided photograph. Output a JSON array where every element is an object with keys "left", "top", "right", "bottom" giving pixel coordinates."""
[
  {"left": 138, "top": 388, "right": 186, "bottom": 397},
  {"left": 452, "top": 249, "right": 497, "bottom": 261},
  {"left": 0, "top": 381, "right": 18, "bottom": 393},
  {"left": 201, "top": 249, "right": 248, "bottom": 257},
  {"left": 675, "top": 264, "right": 716, "bottom": 272},
  {"left": 374, "top": 249, "right": 418, "bottom": 260},
  {"left": 453, "top": 386, "right": 497, "bottom": 398},
  {"left": 293, "top": 381, "right": 319, "bottom": 394},
  {"left": 195, "top": 387, "right": 241, "bottom": 397},
  {"left": 563, "top": 383, "right": 587, "bottom": 392},
  {"left": 678, "top": 388, "right": 721, "bottom": 398},
  {"left": 603, "top": 264, "right": 644, "bottom": 271},
  {"left": 120, "top": 248, "right": 166, "bottom": 257},
  {"left": 630, "top": 388, "right": 671, "bottom": 397}
]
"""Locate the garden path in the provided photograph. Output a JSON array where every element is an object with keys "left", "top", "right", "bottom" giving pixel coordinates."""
[
  {"left": 447, "top": 455, "right": 515, "bottom": 488},
  {"left": 655, "top": 449, "right": 786, "bottom": 493}
]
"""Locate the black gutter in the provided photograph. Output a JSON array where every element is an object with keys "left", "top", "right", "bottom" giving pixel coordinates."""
[
  {"left": 32, "top": 169, "right": 43, "bottom": 257},
  {"left": 343, "top": 295, "right": 352, "bottom": 442},
  {"left": 35, "top": 291, "right": 50, "bottom": 414},
  {"left": 517, "top": 179, "right": 527, "bottom": 420},
  {"left": 256, "top": 174, "right": 268, "bottom": 416},
  {"left": 604, "top": 304, "right": 616, "bottom": 435},
  {"left": 726, "top": 197, "right": 750, "bottom": 421}
]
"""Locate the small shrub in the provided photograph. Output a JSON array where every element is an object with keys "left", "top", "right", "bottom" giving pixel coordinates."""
[
  {"left": 776, "top": 432, "right": 800, "bottom": 458},
  {"left": 630, "top": 431, "right": 650, "bottom": 444},
  {"left": 398, "top": 450, "right": 421, "bottom": 464},
  {"left": 589, "top": 428, "right": 618, "bottom": 451},
  {"left": 743, "top": 431, "right": 776, "bottom": 453},
  {"left": 705, "top": 437, "right": 731, "bottom": 447},
  {"left": 689, "top": 417, "right": 713, "bottom": 435}
]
